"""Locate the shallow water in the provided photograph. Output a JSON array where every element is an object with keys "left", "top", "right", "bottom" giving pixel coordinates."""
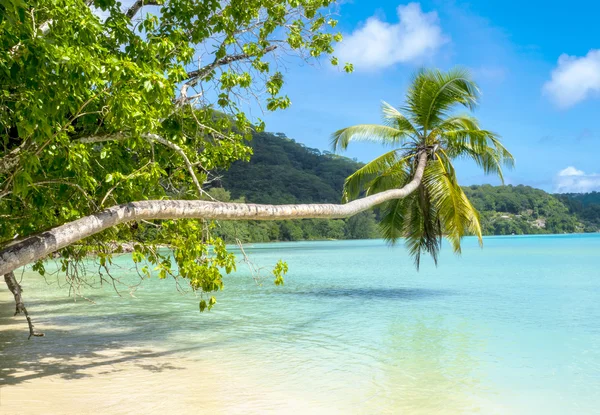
[{"left": 1, "top": 235, "right": 600, "bottom": 414}]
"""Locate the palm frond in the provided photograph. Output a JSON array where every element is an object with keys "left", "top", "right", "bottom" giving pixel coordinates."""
[
  {"left": 381, "top": 101, "right": 419, "bottom": 136},
  {"left": 460, "top": 188, "right": 483, "bottom": 248},
  {"left": 331, "top": 124, "right": 409, "bottom": 151},
  {"left": 379, "top": 197, "right": 410, "bottom": 244},
  {"left": 444, "top": 139, "right": 512, "bottom": 184},
  {"left": 488, "top": 136, "right": 515, "bottom": 169},
  {"left": 379, "top": 183, "right": 442, "bottom": 269},
  {"left": 423, "top": 158, "right": 482, "bottom": 253},
  {"left": 342, "top": 149, "right": 403, "bottom": 201},
  {"left": 435, "top": 114, "right": 481, "bottom": 132},
  {"left": 406, "top": 68, "right": 480, "bottom": 133},
  {"left": 404, "top": 184, "right": 442, "bottom": 269},
  {"left": 435, "top": 115, "right": 514, "bottom": 173},
  {"left": 364, "top": 160, "right": 411, "bottom": 197}
]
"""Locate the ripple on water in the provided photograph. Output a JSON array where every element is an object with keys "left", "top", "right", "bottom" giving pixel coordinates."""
[{"left": 2, "top": 236, "right": 600, "bottom": 414}]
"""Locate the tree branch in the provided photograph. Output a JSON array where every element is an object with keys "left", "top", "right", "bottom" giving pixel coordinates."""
[
  {"left": 3, "top": 272, "right": 44, "bottom": 339},
  {"left": 0, "top": 141, "right": 32, "bottom": 176},
  {"left": 125, "top": 0, "right": 161, "bottom": 20},
  {"left": 0, "top": 152, "right": 428, "bottom": 276},
  {"left": 74, "top": 133, "right": 209, "bottom": 198},
  {"left": 185, "top": 45, "right": 278, "bottom": 88},
  {"left": 144, "top": 134, "right": 207, "bottom": 199}
]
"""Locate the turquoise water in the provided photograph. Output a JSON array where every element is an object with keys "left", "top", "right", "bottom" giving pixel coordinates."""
[{"left": 2, "top": 234, "right": 600, "bottom": 413}]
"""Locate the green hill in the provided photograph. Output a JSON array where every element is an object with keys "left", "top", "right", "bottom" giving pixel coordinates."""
[
  {"left": 208, "top": 132, "right": 377, "bottom": 242},
  {"left": 219, "top": 131, "right": 361, "bottom": 204},
  {"left": 555, "top": 192, "right": 600, "bottom": 231},
  {"left": 464, "top": 185, "right": 583, "bottom": 235},
  {"left": 210, "top": 131, "right": 599, "bottom": 240}
]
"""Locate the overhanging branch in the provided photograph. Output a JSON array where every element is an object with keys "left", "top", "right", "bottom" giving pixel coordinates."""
[{"left": 0, "top": 153, "right": 428, "bottom": 276}]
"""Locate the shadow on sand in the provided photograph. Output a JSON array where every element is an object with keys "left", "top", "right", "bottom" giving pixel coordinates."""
[{"left": 0, "top": 285, "right": 452, "bottom": 386}]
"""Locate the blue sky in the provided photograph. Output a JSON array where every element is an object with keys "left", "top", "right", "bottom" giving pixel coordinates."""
[{"left": 258, "top": 1, "right": 600, "bottom": 193}]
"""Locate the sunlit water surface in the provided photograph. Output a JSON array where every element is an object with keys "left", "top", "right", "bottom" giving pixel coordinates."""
[{"left": 2, "top": 235, "right": 600, "bottom": 414}]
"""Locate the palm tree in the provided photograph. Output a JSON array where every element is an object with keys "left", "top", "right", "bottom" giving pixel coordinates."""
[
  {"left": 0, "top": 68, "right": 513, "bottom": 276},
  {"left": 332, "top": 68, "right": 514, "bottom": 268}
]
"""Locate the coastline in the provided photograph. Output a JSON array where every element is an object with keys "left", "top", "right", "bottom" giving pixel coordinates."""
[
  {"left": 3, "top": 236, "right": 600, "bottom": 414},
  {"left": 0, "top": 290, "right": 337, "bottom": 415}
]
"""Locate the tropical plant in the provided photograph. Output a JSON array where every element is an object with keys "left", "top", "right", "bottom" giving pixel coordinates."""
[
  {"left": 332, "top": 68, "right": 514, "bottom": 268},
  {"left": 1, "top": 57, "right": 512, "bottom": 337},
  {"left": 0, "top": 0, "right": 346, "bottom": 337}
]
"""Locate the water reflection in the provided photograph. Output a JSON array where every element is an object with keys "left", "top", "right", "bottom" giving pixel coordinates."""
[{"left": 363, "top": 315, "right": 491, "bottom": 414}]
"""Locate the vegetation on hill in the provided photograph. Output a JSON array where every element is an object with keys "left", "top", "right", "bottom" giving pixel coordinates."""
[
  {"left": 555, "top": 193, "right": 600, "bottom": 231},
  {"left": 464, "top": 185, "right": 582, "bottom": 235},
  {"left": 211, "top": 133, "right": 378, "bottom": 242},
  {"left": 220, "top": 132, "right": 362, "bottom": 204},
  {"left": 215, "top": 132, "right": 599, "bottom": 239}
]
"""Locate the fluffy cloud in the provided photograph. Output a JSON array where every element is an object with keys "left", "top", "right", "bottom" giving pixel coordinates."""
[
  {"left": 336, "top": 3, "right": 448, "bottom": 71},
  {"left": 543, "top": 50, "right": 600, "bottom": 108},
  {"left": 555, "top": 166, "right": 600, "bottom": 193}
]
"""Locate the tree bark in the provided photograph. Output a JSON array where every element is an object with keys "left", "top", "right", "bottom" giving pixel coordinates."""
[
  {"left": 125, "top": 0, "right": 161, "bottom": 19},
  {"left": 0, "top": 153, "right": 427, "bottom": 276},
  {"left": 3, "top": 272, "right": 44, "bottom": 339}
]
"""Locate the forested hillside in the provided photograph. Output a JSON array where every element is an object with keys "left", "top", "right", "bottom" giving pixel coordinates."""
[
  {"left": 220, "top": 132, "right": 362, "bottom": 203},
  {"left": 210, "top": 131, "right": 599, "bottom": 241},
  {"left": 464, "top": 185, "right": 582, "bottom": 234},
  {"left": 556, "top": 192, "right": 600, "bottom": 231},
  {"left": 210, "top": 132, "right": 378, "bottom": 242}
]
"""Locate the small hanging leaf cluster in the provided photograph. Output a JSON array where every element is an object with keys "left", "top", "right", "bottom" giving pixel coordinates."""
[{"left": 272, "top": 260, "right": 289, "bottom": 286}]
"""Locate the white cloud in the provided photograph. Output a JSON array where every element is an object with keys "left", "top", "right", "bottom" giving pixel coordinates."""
[
  {"left": 336, "top": 3, "right": 448, "bottom": 71},
  {"left": 559, "top": 166, "right": 584, "bottom": 176},
  {"left": 555, "top": 166, "right": 600, "bottom": 193},
  {"left": 543, "top": 50, "right": 600, "bottom": 108}
]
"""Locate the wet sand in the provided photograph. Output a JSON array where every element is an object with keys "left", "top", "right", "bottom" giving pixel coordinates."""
[{"left": 0, "top": 292, "right": 338, "bottom": 415}]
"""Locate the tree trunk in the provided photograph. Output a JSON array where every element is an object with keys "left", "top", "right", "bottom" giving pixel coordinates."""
[
  {"left": 3, "top": 272, "right": 44, "bottom": 338},
  {"left": 0, "top": 152, "right": 427, "bottom": 277}
]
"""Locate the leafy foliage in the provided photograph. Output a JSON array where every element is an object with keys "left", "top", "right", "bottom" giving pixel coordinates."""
[{"left": 1, "top": 0, "right": 345, "bottom": 306}]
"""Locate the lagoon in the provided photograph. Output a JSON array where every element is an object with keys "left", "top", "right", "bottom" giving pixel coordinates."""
[{"left": 2, "top": 235, "right": 600, "bottom": 414}]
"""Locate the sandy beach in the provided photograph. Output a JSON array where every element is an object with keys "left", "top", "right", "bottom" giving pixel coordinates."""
[{"left": 0, "top": 292, "right": 339, "bottom": 415}]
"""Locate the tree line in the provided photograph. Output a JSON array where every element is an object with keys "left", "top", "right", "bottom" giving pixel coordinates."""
[{"left": 213, "top": 131, "right": 599, "bottom": 240}]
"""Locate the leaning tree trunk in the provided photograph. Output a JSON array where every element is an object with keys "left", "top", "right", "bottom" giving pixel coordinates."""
[{"left": 0, "top": 152, "right": 427, "bottom": 277}]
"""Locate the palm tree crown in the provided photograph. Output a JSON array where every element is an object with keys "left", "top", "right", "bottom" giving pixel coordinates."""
[{"left": 331, "top": 68, "right": 514, "bottom": 268}]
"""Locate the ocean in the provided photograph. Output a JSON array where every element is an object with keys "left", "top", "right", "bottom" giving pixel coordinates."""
[{"left": 1, "top": 234, "right": 600, "bottom": 414}]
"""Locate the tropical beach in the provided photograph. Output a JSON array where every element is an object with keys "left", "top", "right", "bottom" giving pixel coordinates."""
[
  {"left": 3, "top": 0, "right": 600, "bottom": 414},
  {"left": 3, "top": 237, "right": 600, "bottom": 414}
]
